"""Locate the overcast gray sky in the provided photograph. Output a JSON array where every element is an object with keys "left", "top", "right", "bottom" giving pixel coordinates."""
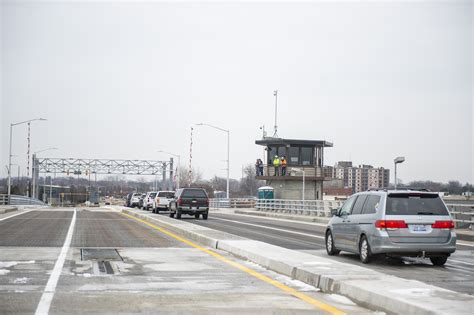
[{"left": 1, "top": 0, "right": 473, "bottom": 184}]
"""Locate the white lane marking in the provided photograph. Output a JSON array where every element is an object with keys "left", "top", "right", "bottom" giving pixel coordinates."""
[
  {"left": 456, "top": 241, "right": 474, "bottom": 248},
  {"left": 35, "top": 209, "right": 77, "bottom": 315},
  {"left": 0, "top": 210, "right": 35, "bottom": 221},
  {"left": 212, "top": 217, "right": 325, "bottom": 240},
  {"left": 215, "top": 212, "right": 328, "bottom": 227}
]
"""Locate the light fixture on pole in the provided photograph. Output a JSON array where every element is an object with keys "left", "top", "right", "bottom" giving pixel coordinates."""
[
  {"left": 7, "top": 118, "right": 47, "bottom": 204},
  {"left": 292, "top": 167, "right": 306, "bottom": 201},
  {"left": 157, "top": 150, "right": 181, "bottom": 190},
  {"left": 394, "top": 156, "right": 405, "bottom": 189},
  {"left": 195, "top": 123, "right": 230, "bottom": 199}
]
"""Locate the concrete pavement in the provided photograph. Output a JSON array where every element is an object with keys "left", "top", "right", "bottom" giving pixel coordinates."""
[
  {"left": 0, "top": 207, "right": 377, "bottom": 314},
  {"left": 123, "top": 207, "right": 474, "bottom": 315}
]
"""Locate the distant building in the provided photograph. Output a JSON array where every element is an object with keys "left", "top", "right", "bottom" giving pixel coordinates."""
[{"left": 332, "top": 162, "right": 389, "bottom": 193}]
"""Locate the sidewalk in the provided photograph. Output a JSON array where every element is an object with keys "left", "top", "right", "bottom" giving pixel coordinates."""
[{"left": 215, "top": 207, "right": 474, "bottom": 242}]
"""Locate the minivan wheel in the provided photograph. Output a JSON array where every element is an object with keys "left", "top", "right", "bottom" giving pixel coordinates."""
[
  {"left": 430, "top": 256, "right": 448, "bottom": 266},
  {"left": 325, "top": 231, "right": 340, "bottom": 256},
  {"left": 359, "top": 235, "right": 372, "bottom": 264}
]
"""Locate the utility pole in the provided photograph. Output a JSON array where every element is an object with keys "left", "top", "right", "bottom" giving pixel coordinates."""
[{"left": 273, "top": 90, "right": 278, "bottom": 138}]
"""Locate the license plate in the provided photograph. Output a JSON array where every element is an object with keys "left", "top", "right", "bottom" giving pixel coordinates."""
[
  {"left": 191, "top": 207, "right": 197, "bottom": 210},
  {"left": 412, "top": 225, "right": 427, "bottom": 232}
]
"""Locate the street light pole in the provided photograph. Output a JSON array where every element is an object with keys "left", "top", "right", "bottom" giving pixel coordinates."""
[
  {"left": 195, "top": 123, "right": 230, "bottom": 199},
  {"left": 7, "top": 118, "right": 46, "bottom": 204},
  {"left": 157, "top": 150, "right": 181, "bottom": 190},
  {"left": 292, "top": 168, "right": 306, "bottom": 201},
  {"left": 394, "top": 156, "right": 405, "bottom": 189}
]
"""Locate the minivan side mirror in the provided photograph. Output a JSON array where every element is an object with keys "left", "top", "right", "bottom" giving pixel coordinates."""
[{"left": 330, "top": 208, "right": 339, "bottom": 217}]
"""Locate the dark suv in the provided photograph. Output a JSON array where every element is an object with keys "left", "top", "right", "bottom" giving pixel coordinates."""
[{"left": 169, "top": 188, "right": 209, "bottom": 220}]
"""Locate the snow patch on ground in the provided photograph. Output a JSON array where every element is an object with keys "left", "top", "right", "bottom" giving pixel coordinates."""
[
  {"left": 0, "top": 261, "right": 35, "bottom": 268},
  {"left": 302, "top": 261, "right": 332, "bottom": 266},
  {"left": 243, "top": 260, "right": 319, "bottom": 292},
  {"left": 327, "top": 294, "right": 357, "bottom": 306},
  {"left": 13, "top": 277, "right": 28, "bottom": 284},
  {"left": 390, "top": 288, "right": 438, "bottom": 297},
  {"left": 0, "top": 261, "right": 36, "bottom": 277}
]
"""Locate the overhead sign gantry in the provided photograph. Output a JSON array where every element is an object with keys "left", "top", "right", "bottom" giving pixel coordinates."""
[{"left": 31, "top": 157, "right": 174, "bottom": 199}]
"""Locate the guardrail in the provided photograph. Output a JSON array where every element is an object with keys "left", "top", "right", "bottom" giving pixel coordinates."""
[
  {"left": 210, "top": 198, "right": 256, "bottom": 209},
  {"left": 0, "top": 194, "right": 45, "bottom": 206},
  {"left": 446, "top": 203, "right": 474, "bottom": 228},
  {"left": 255, "top": 199, "right": 343, "bottom": 217},
  {"left": 250, "top": 199, "right": 474, "bottom": 226}
]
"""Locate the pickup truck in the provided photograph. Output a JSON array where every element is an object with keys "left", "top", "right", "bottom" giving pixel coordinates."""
[
  {"left": 130, "top": 193, "right": 142, "bottom": 208},
  {"left": 142, "top": 192, "right": 157, "bottom": 210},
  {"left": 152, "top": 191, "right": 175, "bottom": 213},
  {"left": 169, "top": 188, "right": 209, "bottom": 220}
]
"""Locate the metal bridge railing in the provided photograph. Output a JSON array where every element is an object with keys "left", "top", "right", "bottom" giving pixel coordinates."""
[
  {"left": 0, "top": 194, "right": 45, "bottom": 206},
  {"left": 255, "top": 199, "right": 344, "bottom": 217},
  {"left": 210, "top": 198, "right": 256, "bottom": 209},
  {"left": 252, "top": 199, "right": 473, "bottom": 226},
  {"left": 446, "top": 203, "right": 474, "bottom": 228}
]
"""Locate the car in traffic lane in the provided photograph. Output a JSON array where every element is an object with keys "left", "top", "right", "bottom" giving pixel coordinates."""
[
  {"left": 142, "top": 192, "right": 157, "bottom": 210},
  {"left": 169, "top": 188, "right": 209, "bottom": 220},
  {"left": 129, "top": 193, "right": 142, "bottom": 208},
  {"left": 325, "top": 189, "right": 456, "bottom": 265},
  {"left": 153, "top": 191, "right": 175, "bottom": 213}
]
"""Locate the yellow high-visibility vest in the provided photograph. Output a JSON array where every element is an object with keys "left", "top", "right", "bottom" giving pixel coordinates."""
[{"left": 273, "top": 158, "right": 280, "bottom": 166}]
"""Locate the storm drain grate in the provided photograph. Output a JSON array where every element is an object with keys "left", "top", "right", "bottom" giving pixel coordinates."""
[
  {"left": 81, "top": 248, "right": 123, "bottom": 261},
  {"left": 98, "top": 260, "right": 115, "bottom": 274}
]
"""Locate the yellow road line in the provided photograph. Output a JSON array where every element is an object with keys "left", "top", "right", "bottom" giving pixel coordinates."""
[{"left": 122, "top": 212, "right": 346, "bottom": 315}]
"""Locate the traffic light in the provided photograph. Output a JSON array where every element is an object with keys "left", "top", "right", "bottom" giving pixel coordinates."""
[
  {"left": 85, "top": 170, "right": 89, "bottom": 176},
  {"left": 66, "top": 169, "right": 70, "bottom": 175}
]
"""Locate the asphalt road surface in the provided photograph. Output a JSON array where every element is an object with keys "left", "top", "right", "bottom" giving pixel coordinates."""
[
  {"left": 0, "top": 208, "right": 379, "bottom": 314},
  {"left": 170, "top": 211, "right": 474, "bottom": 295}
]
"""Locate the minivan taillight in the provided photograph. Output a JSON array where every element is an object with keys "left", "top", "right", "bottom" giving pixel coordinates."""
[
  {"left": 432, "top": 220, "right": 454, "bottom": 229},
  {"left": 177, "top": 198, "right": 182, "bottom": 206},
  {"left": 375, "top": 220, "right": 408, "bottom": 229}
]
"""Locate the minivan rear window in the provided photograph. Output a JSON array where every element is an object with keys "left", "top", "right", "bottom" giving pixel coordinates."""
[
  {"left": 181, "top": 189, "right": 207, "bottom": 198},
  {"left": 158, "top": 192, "right": 174, "bottom": 198},
  {"left": 386, "top": 193, "right": 449, "bottom": 216}
]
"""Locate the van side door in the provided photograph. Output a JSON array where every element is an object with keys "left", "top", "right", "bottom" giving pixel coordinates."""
[
  {"left": 331, "top": 195, "right": 357, "bottom": 250},
  {"left": 345, "top": 194, "right": 369, "bottom": 252}
]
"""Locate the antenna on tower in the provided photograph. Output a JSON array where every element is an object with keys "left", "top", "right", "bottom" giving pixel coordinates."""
[{"left": 272, "top": 90, "right": 278, "bottom": 138}]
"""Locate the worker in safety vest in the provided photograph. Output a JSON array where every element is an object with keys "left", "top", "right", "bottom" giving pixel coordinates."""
[
  {"left": 273, "top": 155, "right": 280, "bottom": 176},
  {"left": 280, "top": 156, "right": 287, "bottom": 176}
]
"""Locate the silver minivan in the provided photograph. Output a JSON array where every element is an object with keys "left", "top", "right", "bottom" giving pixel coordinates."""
[{"left": 325, "top": 189, "right": 456, "bottom": 265}]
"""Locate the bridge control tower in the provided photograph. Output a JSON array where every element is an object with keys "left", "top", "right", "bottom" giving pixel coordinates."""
[{"left": 255, "top": 138, "right": 333, "bottom": 200}]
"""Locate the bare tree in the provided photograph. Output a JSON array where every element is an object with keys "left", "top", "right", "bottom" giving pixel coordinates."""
[{"left": 239, "top": 164, "right": 264, "bottom": 197}]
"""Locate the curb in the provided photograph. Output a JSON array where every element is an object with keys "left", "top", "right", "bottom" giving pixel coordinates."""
[
  {"left": 0, "top": 206, "right": 17, "bottom": 214},
  {"left": 122, "top": 208, "right": 473, "bottom": 315}
]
